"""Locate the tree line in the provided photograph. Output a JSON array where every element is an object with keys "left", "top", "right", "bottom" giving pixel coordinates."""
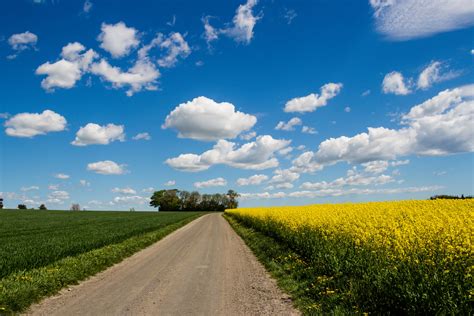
[{"left": 149, "top": 189, "right": 239, "bottom": 212}]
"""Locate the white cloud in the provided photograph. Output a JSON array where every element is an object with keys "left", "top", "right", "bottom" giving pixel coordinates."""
[
  {"left": 113, "top": 195, "right": 149, "bottom": 205},
  {"left": 48, "top": 185, "right": 59, "bottom": 190},
  {"left": 87, "top": 160, "right": 127, "bottom": 175},
  {"left": 292, "top": 84, "right": 474, "bottom": 170},
  {"left": 300, "top": 168, "right": 394, "bottom": 190},
  {"left": 164, "top": 180, "right": 176, "bottom": 187},
  {"left": 54, "top": 173, "right": 70, "bottom": 179},
  {"left": 21, "top": 186, "right": 39, "bottom": 192},
  {"left": 79, "top": 180, "right": 90, "bottom": 187},
  {"left": 111, "top": 187, "right": 137, "bottom": 195},
  {"left": 8, "top": 31, "right": 37, "bottom": 58},
  {"left": 275, "top": 117, "right": 302, "bottom": 131},
  {"left": 83, "top": 0, "right": 92, "bottom": 13},
  {"left": 237, "top": 174, "right": 268, "bottom": 186},
  {"left": 344, "top": 106, "right": 351, "bottom": 113},
  {"left": 48, "top": 190, "right": 70, "bottom": 201},
  {"left": 202, "top": 0, "right": 261, "bottom": 45},
  {"left": 72, "top": 123, "right": 125, "bottom": 146},
  {"left": 301, "top": 126, "right": 317, "bottom": 134},
  {"left": 166, "top": 135, "right": 291, "bottom": 172},
  {"left": 90, "top": 58, "right": 159, "bottom": 96},
  {"left": 132, "top": 132, "right": 151, "bottom": 141},
  {"left": 382, "top": 71, "right": 411, "bottom": 95},
  {"left": 278, "top": 146, "right": 293, "bottom": 156},
  {"left": 239, "top": 185, "right": 441, "bottom": 200},
  {"left": 269, "top": 169, "right": 300, "bottom": 184},
  {"left": 222, "top": 0, "right": 261, "bottom": 44},
  {"left": 284, "top": 9, "right": 297, "bottom": 24},
  {"left": 362, "top": 89, "right": 371, "bottom": 97},
  {"left": 36, "top": 42, "right": 97, "bottom": 91},
  {"left": 194, "top": 177, "right": 227, "bottom": 188},
  {"left": 98, "top": 22, "right": 139, "bottom": 58},
  {"left": 202, "top": 16, "right": 219, "bottom": 44},
  {"left": 142, "top": 187, "right": 155, "bottom": 193},
  {"left": 138, "top": 32, "right": 191, "bottom": 68},
  {"left": 370, "top": 0, "right": 474, "bottom": 41},
  {"left": 5, "top": 110, "right": 67, "bottom": 138},
  {"left": 162, "top": 96, "right": 257, "bottom": 141},
  {"left": 240, "top": 131, "right": 256, "bottom": 140},
  {"left": 284, "top": 83, "right": 343, "bottom": 113},
  {"left": 417, "top": 61, "right": 459, "bottom": 90}
]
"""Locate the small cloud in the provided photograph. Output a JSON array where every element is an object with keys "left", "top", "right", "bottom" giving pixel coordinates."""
[
  {"left": 166, "top": 15, "right": 176, "bottom": 27},
  {"left": 83, "top": 0, "right": 93, "bottom": 13},
  {"left": 21, "top": 186, "right": 39, "bottom": 192},
  {"left": 433, "top": 171, "right": 447, "bottom": 176},
  {"left": 361, "top": 89, "right": 371, "bottom": 97},
  {"left": 54, "top": 173, "right": 70, "bottom": 179},
  {"left": 164, "top": 180, "right": 176, "bottom": 186},
  {"left": 283, "top": 8, "right": 297, "bottom": 24},
  {"left": 132, "top": 132, "right": 151, "bottom": 141},
  {"left": 79, "top": 179, "right": 90, "bottom": 186},
  {"left": 301, "top": 126, "right": 317, "bottom": 134},
  {"left": 344, "top": 106, "right": 351, "bottom": 113},
  {"left": 87, "top": 160, "right": 127, "bottom": 175},
  {"left": 195, "top": 60, "right": 204, "bottom": 67},
  {"left": 194, "top": 177, "right": 227, "bottom": 188},
  {"left": 275, "top": 117, "right": 302, "bottom": 131}
]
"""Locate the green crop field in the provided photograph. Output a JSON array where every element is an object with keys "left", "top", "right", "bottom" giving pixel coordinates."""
[{"left": 0, "top": 210, "right": 204, "bottom": 312}]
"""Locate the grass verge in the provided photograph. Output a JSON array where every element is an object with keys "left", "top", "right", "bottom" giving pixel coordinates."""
[
  {"left": 223, "top": 213, "right": 346, "bottom": 315},
  {"left": 0, "top": 213, "right": 204, "bottom": 313}
]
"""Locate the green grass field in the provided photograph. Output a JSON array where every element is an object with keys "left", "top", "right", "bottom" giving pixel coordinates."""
[{"left": 0, "top": 210, "right": 204, "bottom": 312}]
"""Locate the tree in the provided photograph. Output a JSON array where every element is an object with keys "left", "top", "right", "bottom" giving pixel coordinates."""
[
  {"left": 18, "top": 204, "right": 27, "bottom": 209},
  {"left": 226, "top": 190, "right": 240, "bottom": 209},
  {"left": 0, "top": 198, "right": 3, "bottom": 209},
  {"left": 150, "top": 190, "right": 181, "bottom": 212},
  {"left": 70, "top": 203, "right": 81, "bottom": 211},
  {"left": 39, "top": 204, "right": 47, "bottom": 210}
]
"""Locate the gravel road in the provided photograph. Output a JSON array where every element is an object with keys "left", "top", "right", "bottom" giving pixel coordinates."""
[{"left": 26, "top": 213, "right": 299, "bottom": 316}]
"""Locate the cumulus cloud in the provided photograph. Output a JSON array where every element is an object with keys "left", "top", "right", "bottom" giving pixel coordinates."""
[
  {"left": 90, "top": 58, "right": 159, "bottom": 96},
  {"left": 139, "top": 32, "right": 190, "bottom": 68},
  {"left": 202, "top": 0, "right": 261, "bottom": 45},
  {"left": 292, "top": 84, "right": 474, "bottom": 170},
  {"left": 239, "top": 185, "right": 442, "bottom": 200},
  {"left": 83, "top": 0, "right": 93, "bottom": 13},
  {"left": 36, "top": 42, "right": 97, "bottom": 91},
  {"left": 275, "top": 117, "right": 302, "bottom": 131},
  {"left": 54, "top": 173, "right": 70, "bottom": 179},
  {"left": 79, "top": 179, "right": 90, "bottom": 186},
  {"left": 284, "top": 83, "right": 343, "bottom": 113},
  {"left": 162, "top": 96, "right": 257, "bottom": 141},
  {"left": 236, "top": 174, "right": 268, "bottom": 186},
  {"left": 269, "top": 169, "right": 300, "bottom": 184},
  {"left": 87, "top": 160, "right": 127, "bottom": 175},
  {"left": 132, "top": 132, "right": 151, "bottom": 140},
  {"left": 142, "top": 187, "right": 155, "bottom": 193},
  {"left": 370, "top": 0, "right": 474, "bottom": 41},
  {"left": 301, "top": 126, "right": 317, "bottom": 134},
  {"left": 111, "top": 187, "right": 137, "bottom": 195},
  {"left": 21, "top": 186, "right": 39, "bottom": 192},
  {"left": 98, "top": 22, "right": 139, "bottom": 58},
  {"left": 194, "top": 177, "right": 227, "bottom": 188},
  {"left": 382, "top": 71, "right": 411, "bottom": 95},
  {"left": 166, "top": 135, "right": 291, "bottom": 172},
  {"left": 8, "top": 31, "right": 38, "bottom": 58},
  {"left": 164, "top": 180, "right": 176, "bottom": 186},
  {"left": 112, "top": 195, "right": 149, "bottom": 205},
  {"left": 48, "top": 190, "right": 70, "bottom": 201},
  {"left": 417, "top": 61, "right": 459, "bottom": 90},
  {"left": 4, "top": 110, "right": 67, "bottom": 138},
  {"left": 72, "top": 123, "right": 125, "bottom": 146}
]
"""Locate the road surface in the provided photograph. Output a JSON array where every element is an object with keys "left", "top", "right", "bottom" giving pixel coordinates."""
[{"left": 27, "top": 213, "right": 299, "bottom": 316}]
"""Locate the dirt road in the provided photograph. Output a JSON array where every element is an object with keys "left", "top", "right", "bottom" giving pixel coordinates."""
[{"left": 27, "top": 213, "right": 298, "bottom": 316}]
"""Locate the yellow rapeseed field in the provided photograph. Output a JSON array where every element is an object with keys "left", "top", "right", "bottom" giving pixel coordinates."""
[{"left": 226, "top": 200, "right": 474, "bottom": 313}]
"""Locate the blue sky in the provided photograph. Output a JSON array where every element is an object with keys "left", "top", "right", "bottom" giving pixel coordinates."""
[{"left": 0, "top": 0, "right": 473, "bottom": 210}]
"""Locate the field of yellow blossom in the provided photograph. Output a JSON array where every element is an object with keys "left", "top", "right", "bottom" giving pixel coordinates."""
[{"left": 226, "top": 200, "right": 473, "bottom": 314}]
